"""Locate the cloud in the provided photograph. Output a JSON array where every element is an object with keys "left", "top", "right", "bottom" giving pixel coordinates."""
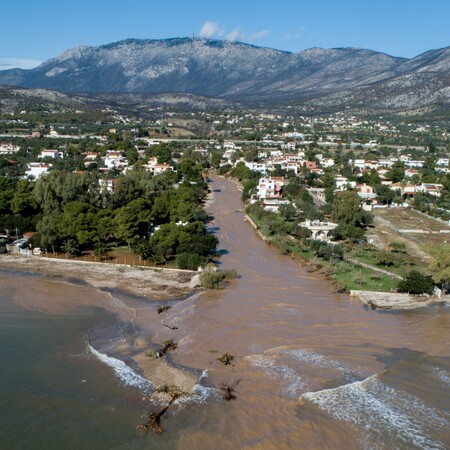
[
  {"left": 248, "top": 29, "right": 270, "bottom": 42},
  {"left": 283, "top": 27, "right": 307, "bottom": 41},
  {"left": 0, "top": 58, "right": 42, "bottom": 70},
  {"left": 227, "top": 28, "right": 242, "bottom": 42},
  {"left": 198, "top": 22, "right": 269, "bottom": 44},
  {"left": 199, "top": 21, "right": 224, "bottom": 38}
]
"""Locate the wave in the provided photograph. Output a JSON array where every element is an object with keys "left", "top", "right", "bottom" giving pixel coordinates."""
[
  {"left": 429, "top": 366, "right": 450, "bottom": 387},
  {"left": 280, "top": 348, "right": 356, "bottom": 375},
  {"left": 246, "top": 347, "right": 358, "bottom": 398},
  {"left": 88, "top": 344, "right": 154, "bottom": 393},
  {"left": 249, "top": 353, "right": 308, "bottom": 397},
  {"left": 301, "top": 374, "right": 448, "bottom": 450},
  {"left": 88, "top": 344, "right": 219, "bottom": 406}
]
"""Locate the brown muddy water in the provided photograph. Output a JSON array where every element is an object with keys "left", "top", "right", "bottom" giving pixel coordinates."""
[{"left": 1, "top": 175, "right": 449, "bottom": 449}]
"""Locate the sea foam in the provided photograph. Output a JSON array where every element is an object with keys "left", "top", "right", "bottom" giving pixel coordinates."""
[
  {"left": 301, "top": 374, "right": 448, "bottom": 449},
  {"left": 88, "top": 344, "right": 154, "bottom": 393}
]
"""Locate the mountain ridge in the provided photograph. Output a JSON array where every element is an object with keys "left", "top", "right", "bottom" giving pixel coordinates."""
[{"left": 0, "top": 38, "right": 448, "bottom": 111}]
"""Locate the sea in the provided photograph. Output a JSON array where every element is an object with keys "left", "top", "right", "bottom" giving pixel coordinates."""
[{"left": 0, "top": 175, "right": 449, "bottom": 449}]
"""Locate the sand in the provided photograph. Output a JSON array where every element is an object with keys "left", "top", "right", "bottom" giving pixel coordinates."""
[
  {"left": 350, "top": 290, "right": 449, "bottom": 310},
  {"left": 0, "top": 254, "right": 201, "bottom": 300},
  {"left": 134, "top": 352, "right": 198, "bottom": 395}
]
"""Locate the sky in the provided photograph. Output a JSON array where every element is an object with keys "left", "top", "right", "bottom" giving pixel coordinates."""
[{"left": 1, "top": 0, "right": 449, "bottom": 69}]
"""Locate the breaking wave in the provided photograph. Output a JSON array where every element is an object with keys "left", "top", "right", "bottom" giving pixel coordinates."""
[
  {"left": 429, "top": 366, "right": 450, "bottom": 387},
  {"left": 247, "top": 347, "right": 357, "bottom": 397},
  {"left": 249, "top": 353, "right": 308, "bottom": 397},
  {"left": 88, "top": 344, "right": 154, "bottom": 393},
  {"left": 301, "top": 374, "right": 448, "bottom": 450}
]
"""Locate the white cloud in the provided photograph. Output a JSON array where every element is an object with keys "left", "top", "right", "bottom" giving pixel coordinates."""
[
  {"left": 0, "top": 58, "right": 42, "bottom": 70},
  {"left": 248, "top": 29, "right": 270, "bottom": 42},
  {"left": 199, "top": 21, "right": 223, "bottom": 38},
  {"left": 198, "top": 22, "right": 269, "bottom": 44},
  {"left": 227, "top": 28, "right": 242, "bottom": 42},
  {"left": 283, "top": 28, "right": 307, "bottom": 41}
]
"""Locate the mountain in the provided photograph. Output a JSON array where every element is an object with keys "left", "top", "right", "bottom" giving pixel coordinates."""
[
  {"left": 0, "top": 38, "right": 448, "bottom": 111},
  {"left": 0, "top": 84, "right": 236, "bottom": 117}
]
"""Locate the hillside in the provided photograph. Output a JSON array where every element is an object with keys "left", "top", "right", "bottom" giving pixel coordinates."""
[{"left": 0, "top": 38, "right": 448, "bottom": 111}]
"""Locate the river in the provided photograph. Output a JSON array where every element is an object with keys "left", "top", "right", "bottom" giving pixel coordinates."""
[{"left": 1, "top": 174, "right": 449, "bottom": 449}]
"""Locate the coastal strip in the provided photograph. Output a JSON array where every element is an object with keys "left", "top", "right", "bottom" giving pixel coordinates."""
[{"left": 0, "top": 254, "right": 201, "bottom": 300}]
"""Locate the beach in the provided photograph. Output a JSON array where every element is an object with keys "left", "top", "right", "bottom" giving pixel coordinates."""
[{"left": 0, "top": 254, "right": 201, "bottom": 300}]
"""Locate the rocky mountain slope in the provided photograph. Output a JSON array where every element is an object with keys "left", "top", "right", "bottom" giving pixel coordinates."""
[{"left": 0, "top": 38, "right": 448, "bottom": 111}]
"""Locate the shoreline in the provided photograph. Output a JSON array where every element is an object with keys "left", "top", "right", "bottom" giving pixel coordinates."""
[
  {"left": 0, "top": 254, "right": 206, "bottom": 397},
  {"left": 244, "top": 213, "right": 450, "bottom": 310},
  {"left": 0, "top": 254, "right": 201, "bottom": 301}
]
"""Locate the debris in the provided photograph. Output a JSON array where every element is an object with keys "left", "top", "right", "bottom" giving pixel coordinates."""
[
  {"left": 219, "top": 380, "right": 240, "bottom": 400},
  {"left": 136, "top": 393, "right": 179, "bottom": 435},
  {"left": 157, "top": 305, "right": 171, "bottom": 314},
  {"left": 162, "top": 340, "right": 178, "bottom": 353},
  {"left": 218, "top": 353, "right": 234, "bottom": 365}
]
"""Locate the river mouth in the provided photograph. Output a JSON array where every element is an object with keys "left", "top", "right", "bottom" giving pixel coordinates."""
[{"left": 1, "top": 174, "right": 449, "bottom": 449}]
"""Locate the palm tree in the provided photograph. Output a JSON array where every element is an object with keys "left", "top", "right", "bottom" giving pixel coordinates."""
[
  {"left": 94, "top": 241, "right": 110, "bottom": 261},
  {"left": 61, "top": 239, "right": 80, "bottom": 258}
]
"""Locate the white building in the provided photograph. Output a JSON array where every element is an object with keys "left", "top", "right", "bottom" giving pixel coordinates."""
[
  {"left": 39, "top": 149, "right": 63, "bottom": 159},
  {"left": 25, "top": 163, "right": 51, "bottom": 179},
  {"left": 0, "top": 143, "right": 20, "bottom": 154}
]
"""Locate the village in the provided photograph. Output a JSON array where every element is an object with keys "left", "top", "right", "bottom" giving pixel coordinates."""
[{"left": 0, "top": 105, "right": 449, "bottom": 302}]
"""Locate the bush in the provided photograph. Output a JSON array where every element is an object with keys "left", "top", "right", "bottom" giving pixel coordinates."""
[
  {"left": 397, "top": 271, "right": 435, "bottom": 295},
  {"left": 200, "top": 269, "right": 238, "bottom": 289},
  {"left": 308, "top": 240, "right": 344, "bottom": 261},
  {"left": 175, "top": 253, "right": 207, "bottom": 270},
  {"left": 375, "top": 250, "right": 400, "bottom": 267}
]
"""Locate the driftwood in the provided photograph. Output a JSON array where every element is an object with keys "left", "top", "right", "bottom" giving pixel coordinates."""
[
  {"left": 136, "top": 394, "right": 178, "bottom": 435},
  {"left": 219, "top": 380, "right": 240, "bottom": 400},
  {"left": 218, "top": 353, "right": 234, "bottom": 365},
  {"left": 157, "top": 305, "right": 171, "bottom": 314},
  {"left": 161, "top": 340, "right": 178, "bottom": 354},
  {"left": 163, "top": 324, "right": 178, "bottom": 330}
]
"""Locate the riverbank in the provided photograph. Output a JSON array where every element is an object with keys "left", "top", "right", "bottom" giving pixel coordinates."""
[
  {"left": 244, "top": 212, "right": 449, "bottom": 310},
  {"left": 350, "top": 290, "right": 449, "bottom": 310},
  {"left": 0, "top": 254, "right": 201, "bottom": 300}
]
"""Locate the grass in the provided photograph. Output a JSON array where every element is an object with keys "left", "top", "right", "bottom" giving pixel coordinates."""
[
  {"left": 348, "top": 252, "right": 412, "bottom": 277},
  {"left": 248, "top": 212, "right": 401, "bottom": 292},
  {"left": 332, "top": 265, "right": 399, "bottom": 291}
]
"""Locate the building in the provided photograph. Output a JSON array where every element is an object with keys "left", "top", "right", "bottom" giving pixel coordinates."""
[
  {"left": 39, "top": 149, "right": 63, "bottom": 159},
  {"left": 257, "top": 177, "right": 286, "bottom": 199},
  {"left": 25, "top": 163, "right": 51, "bottom": 179}
]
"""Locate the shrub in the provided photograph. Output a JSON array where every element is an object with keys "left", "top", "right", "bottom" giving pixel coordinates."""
[
  {"left": 175, "top": 252, "right": 207, "bottom": 270},
  {"left": 375, "top": 250, "right": 400, "bottom": 267},
  {"left": 200, "top": 269, "right": 238, "bottom": 289},
  {"left": 389, "top": 241, "right": 406, "bottom": 252},
  {"left": 397, "top": 271, "right": 435, "bottom": 295}
]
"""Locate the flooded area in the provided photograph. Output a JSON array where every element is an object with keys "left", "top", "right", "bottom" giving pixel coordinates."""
[{"left": 1, "top": 174, "right": 449, "bottom": 449}]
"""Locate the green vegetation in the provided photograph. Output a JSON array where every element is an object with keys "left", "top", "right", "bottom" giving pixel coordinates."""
[
  {"left": 200, "top": 269, "right": 239, "bottom": 289},
  {"left": 0, "top": 143, "right": 218, "bottom": 269},
  {"left": 397, "top": 271, "right": 435, "bottom": 295},
  {"left": 425, "top": 244, "right": 450, "bottom": 290}
]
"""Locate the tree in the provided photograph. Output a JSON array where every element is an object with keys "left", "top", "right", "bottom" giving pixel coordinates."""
[
  {"left": 397, "top": 271, "right": 435, "bottom": 295},
  {"left": 114, "top": 198, "right": 153, "bottom": 248},
  {"left": 321, "top": 171, "right": 336, "bottom": 204},
  {"left": 36, "top": 215, "right": 63, "bottom": 253},
  {"left": 332, "top": 191, "right": 362, "bottom": 226},
  {"left": 94, "top": 241, "right": 110, "bottom": 261},
  {"left": 375, "top": 184, "right": 395, "bottom": 205},
  {"left": 387, "top": 161, "right": 405, "bottom": 183},
  {"left": 426, "top": 244, "right": 450, "bottom": 290},
  {"left": 61, "top": 238, "right": 80, "bottom": 258}
]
